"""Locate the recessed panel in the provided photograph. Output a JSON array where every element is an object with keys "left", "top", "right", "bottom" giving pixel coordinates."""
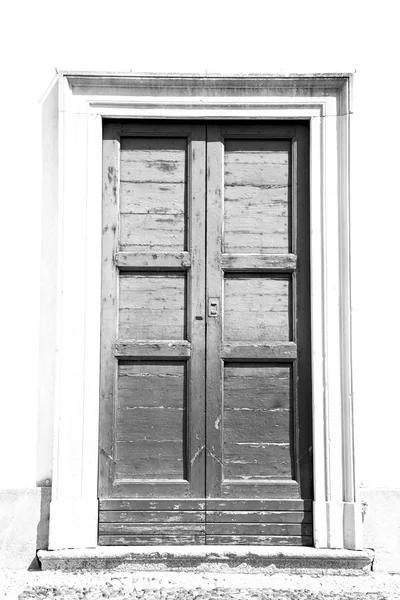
[
  {"left": 115, "top": 361, "right": 187, "bottom": 480},
  {"left": 224, "top": 275, "right": 291, "bottom": 342},
  {"left": 119, "top": 273, "right": 186, "bottom": 340},
  {"left": 223, "top": 363, "right": 293, "bottom": 480},
  {"left": 120, "top": 137, "right": 187, "bottom": 251},
  {"left": 224, "top": 139, "right": 291, "bottom": 254}
]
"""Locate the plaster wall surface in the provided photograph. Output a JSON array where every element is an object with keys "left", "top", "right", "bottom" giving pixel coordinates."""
[
  {"left": 0, "top": 0, "right": 399, "bottom": 571},
  {"left": 0, "top": 489, "right": 51, "bottom": 569},
  {"left": 361, "top": 489, "right": 400, "bottom": 573}
]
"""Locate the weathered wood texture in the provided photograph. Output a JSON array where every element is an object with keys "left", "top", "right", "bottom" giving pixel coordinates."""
[
  {"left": 187, "top": 125, "right": 207, "bottom": 498},
  {"left": 99, "top": 499, "right": 205, "bottom": 511},
  {"left": 104, "top": 482, "right": 193, "bottom": 498},
  {"left": 114, "top": 340, "right": 191, "bottom": 358},
  {"left": 218, "top": 483, "right": 301, "bottom": 499},
  {"left": 221, "top": 341, "right": 297, "bottom": 360},
  {"left": 224, "top": 363, "right": 292, "bottom": 409},
  {"left": 207, "top": 510, "right": 312, "bottom": 523},
  {"left": 99, "top": 498, "right": 311, "bottom": 511},
  {"left": 205, "top": 536, "right": 312, "bottom": 546},
  {"left": 205, "top": 499, "right": 312, "bottom": 511},
  {"left": 98, "top": 123, "right": 119, "bottom": 497},
  {"left": 97, "top": 506, "right": 313, "bottom": 545},
  {"left": 206, "top": 522, "right": 312, "bottom": 536},
  {"left": 206, "top": 122, "right": 312, "bottom": 509},
  {"left": 115, "top": 362, "right": 187, "bottom": 480},
  {"left": 205, "top": 125, "right": 224, "bottom": 499},
  {"left": 115, "top": 252, "right": 191, "bottom": 270},
  {"left": 99, "top": 524, "right": 205, "bottom": 535},
  {"left": 97, "top": 498, "right": 312, "bottom": 546},
  {"left": 118, "top": 273, "right": 187, "bottom": 340},
  {"left": 221, "top": 253, "right": 296, "bottom": 271},
  {"left": 224, "top": 275, "right": 291, "bottom": 342},
  {"left": 99, "top": 534, "right": 206, "bottom": 546},
  {"left": 120, "top": 137, "right": 187, "bottom": 252},
  {"left": 99, "top": 122, "right": 207, "bottom": 503},
  {"left": 99, "top": 121, "right": 312, "bottom": 546},
  {"left": 223, "top": 139, "right": 291, "bottom": 254},
  {"left": 100, "top": 510, "right": 205, "bottom": 523},
  {"left": 223, "top": 364, "right": 292, "bottom": 480}
]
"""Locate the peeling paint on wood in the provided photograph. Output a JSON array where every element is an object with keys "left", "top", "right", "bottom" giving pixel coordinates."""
[
  {"left": 118, "top": 273, "right": 187, "bottom": 340},
  {"left": 99, "top": 510, "right": 205, "bottom": 523},
  {"left": 99, "top": 534, "right": 206, "bottom": 546},
  {"left": 99, "top": 499, "right": 206, "bottom": 511},
  {"left": 99, "top": 122, "right": 206, "bottom": 506},
  {"left": 224, "top": 139, "right": 291, "bottom": 254},
  {"left": 205, "top": 535, "right": 312, "bottom": 546},
  {"left": 114, "top": 340, "right": 191, "bottom": 358},
  {"left": 224, "top": 275, "right": 291, "bottom": 342},
  {"left": 207, "top": 510, "right": 312, "bottom": 523},
  {"left": 119, "top": 137, "right": 186, "bottom": 252},
  {"left": 115, "top": 251, "right": 191, "bottom": 270}
]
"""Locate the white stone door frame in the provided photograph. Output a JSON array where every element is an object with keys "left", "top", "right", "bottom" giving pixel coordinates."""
[{"left": 47, "top": 72, "right": 362, "bottom": 550}]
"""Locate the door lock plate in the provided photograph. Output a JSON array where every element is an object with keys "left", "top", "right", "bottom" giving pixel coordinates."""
[{"left": 208, "top": 298, "right": 220, "bottom": 317}]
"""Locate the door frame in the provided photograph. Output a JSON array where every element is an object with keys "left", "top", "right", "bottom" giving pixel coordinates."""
[{"left": 44, "top": 72, "right": 361, "bottom": 550}]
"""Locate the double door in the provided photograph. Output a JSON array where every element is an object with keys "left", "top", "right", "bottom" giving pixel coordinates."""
[{"left": 98, "top": 120, "right": 312, "bottom": 545}]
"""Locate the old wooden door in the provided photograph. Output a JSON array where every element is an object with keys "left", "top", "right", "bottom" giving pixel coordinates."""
[{"left": 98, "top": 121, "right": 312, "bottom": 546}]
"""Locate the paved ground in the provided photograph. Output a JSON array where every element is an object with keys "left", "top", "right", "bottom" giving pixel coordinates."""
[{"left": 1, "top": 570, "right": 400, "bottom": 600}]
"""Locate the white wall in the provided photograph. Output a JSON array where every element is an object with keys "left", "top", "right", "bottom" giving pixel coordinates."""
[{"left": 1, "top": 0, "right": 399, "bottom": 492}]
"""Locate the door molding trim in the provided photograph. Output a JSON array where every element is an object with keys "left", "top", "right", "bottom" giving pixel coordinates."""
[{"left": 44, "top": 72, "right": 361, "bottom": 550}]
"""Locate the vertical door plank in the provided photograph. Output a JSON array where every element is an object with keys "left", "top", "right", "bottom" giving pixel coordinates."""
[
  {"left": 99, "top": 123, "right": 120, "bottom": 497},
  {"left": 187, "top": 125, "right": 207, "bottom": 496},
  {"left": 206, "top": 125, "right": 224, "bottom": 497},
  {"left": 293, "top": 123, "right": 312, "bottom": 497}
]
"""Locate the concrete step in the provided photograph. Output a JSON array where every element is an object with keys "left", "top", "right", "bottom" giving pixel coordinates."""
[{"left": 38, "top": 546, "right": 374, "bottom": 574}]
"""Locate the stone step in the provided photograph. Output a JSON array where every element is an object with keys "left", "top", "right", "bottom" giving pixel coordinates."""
[{"left": 38, "top": 546, "right": 374, "bottom": 574}]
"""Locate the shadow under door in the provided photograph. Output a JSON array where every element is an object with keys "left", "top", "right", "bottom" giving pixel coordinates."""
[{"left": 98, "top": 120, "right": 313, "bottom": 545}]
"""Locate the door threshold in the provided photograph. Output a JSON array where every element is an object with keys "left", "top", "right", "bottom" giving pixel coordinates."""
[{"left": 38, "top": 546, "right": 373, "bottom": 574}]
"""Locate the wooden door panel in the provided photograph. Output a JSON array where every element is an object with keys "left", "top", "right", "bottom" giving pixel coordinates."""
[
  {"left": 115, "top": 361, "right": 187, "bottom": 481},
  {"left": 99, "top": 122, "right": 206, "bottom": 544},
  {"left": 205, "top": 122, "right": 312, "bottom": 544},
  {"left": 223, "top": 362, "right": 293, "bottom": 480},
  {"left": 119, "top": 136, "right": 187, "bottom": 252},
  {"left": 100, "top": 120, "right": 312, "bottom": 546},
  {"left": 224, "top": 274, "right": 292, "bottom": 342},
  {"left": 224, "top": 138, "right": 292, "bottom": 254},
  {"left": 118, "top": 272, "right": 187, "bottom": 340}
]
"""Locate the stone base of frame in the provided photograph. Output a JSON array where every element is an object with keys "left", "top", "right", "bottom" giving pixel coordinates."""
[
  {"left": 313, "top": 500, "right": 363, "bottom": 550},
  {"left": 49, "top": 499, "right": 98, "bottom": 550},
  {"left": 38, "top": 545, "right": 374, "bottom": 573}
]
